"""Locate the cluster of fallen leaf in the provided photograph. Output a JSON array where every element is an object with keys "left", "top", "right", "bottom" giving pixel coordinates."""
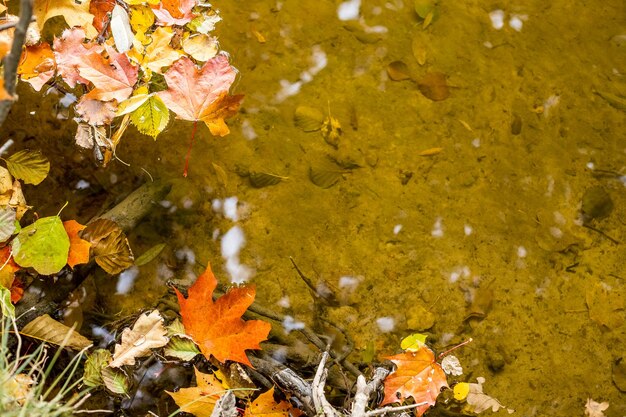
[
  {"left": 1, "top": 0, "right": 242, "bottom": 174},
  {"left": 0, "top": 148, "right": 134, "bottom": 315}
]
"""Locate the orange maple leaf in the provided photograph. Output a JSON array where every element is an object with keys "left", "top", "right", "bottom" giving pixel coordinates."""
[
  {"left": 63, "top": 220, "right": 91, "bottom": 269},
  {"left": 0, "top": 246, "right": 22, "bottom": 303},
  {"left": 79, "top": 46, "right": 139, "bottom": 102},
  {"left": 381, "top": 347, "right": 448, "bottom": 416},
  {"left": 244, "top": 387, "right": 297, "bottom": 417},
  {"left": 175, "top": 264, "right": 271, "bottom": 367},
  {"left": 17, "top": 42, "right": 56, "bottom": 91},
  {"left": 152, "top": 0, "right": 195, "bottom": 25}
]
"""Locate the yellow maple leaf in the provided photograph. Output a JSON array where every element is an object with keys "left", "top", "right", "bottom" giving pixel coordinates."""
[
  {"left": 33, "top": 0, "right": 97, "bottom": 38},
  {"left": 129, "top": 5, "right": 155, "bottom": 45},
  {"left": 167, "top": 367, "right": 226, "bottom": 417},
  {"left": 127, "top": 27, "right": 181, "bottom": 77}
]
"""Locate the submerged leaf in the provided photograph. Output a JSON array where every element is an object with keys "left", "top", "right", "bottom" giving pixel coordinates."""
[
  {"left": 414, "top": 0, "right": 435, "bottom": 19},
  {"left": 5, "top": 149, "right": 50, "bottom": 185},
  {"left": 595, "top": 90, "right": 626, "bottom": 112},
  {"left": 309, "top": 167, "right": 343, "bottom": 189},
  {"left": 294, "top": 106, "right": 324, "bottom": 132},
  {"left": 418, "top": 72, "right": 449, "bottom": 101},
  {"left": 412, "top": 34, "right": 427, "bottom": 65},
  {"left": 110, "top": 310, "right": 169, "bottom": 367},
  {"left": 20, "top": 314, "right": 92, "bottom": 350},
  {"left": 248, "top": 172, "right": 287, "bottom": 188},
  {"left": 586, "top": 282, "right": 624, "bottom": 329},
  {"left": 12, "top": 216, "right": 70, "bottom": 275},
  {"left": 135, "top": 243, "right": 166, "bottom": 266},
  {"left": 387, "top": 61, "right": 411, "bottom": 81}
]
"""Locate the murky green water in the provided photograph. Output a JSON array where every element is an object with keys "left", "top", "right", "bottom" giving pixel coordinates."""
[{"left": 3, "top": 0, "right": 626, "bottom": 415}]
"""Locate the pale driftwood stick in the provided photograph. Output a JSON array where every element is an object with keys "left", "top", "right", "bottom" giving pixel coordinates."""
[
  {"left": 362, "top": 403, "right": 428, "bottom": 417},
  {"left": 0, "top": 0, "right": 33, "bottom": 126},
  {"left": 350, "top": 368, "right": 389, "bottom": 417},
  {"left": 312, "top": 351, "right": 339, "bottom": 417},
  {"left": 0, "top": 16, "right": 35, "bottom": 32}
]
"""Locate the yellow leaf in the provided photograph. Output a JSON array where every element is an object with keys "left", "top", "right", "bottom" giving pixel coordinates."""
[
  {"left": 128, "top": 27, "right": 181, "bottom": 74},
  {"left": 129, "top": 5, "right": 155, "bottom": 45},
  {"left": 167, "top": 367, "right": 226, "bottom": 417},
  {"left": 453, "top": 382, "right": 470, "bottom": 401},
  {"left": 33, "top": 0, "right": 97, "bottom": 38},
  {"left": 182, "top": 33, "right": 218, "bottom": 62},
  {"left": 130, "top": 94, "right": 170, "bottom": 138}
]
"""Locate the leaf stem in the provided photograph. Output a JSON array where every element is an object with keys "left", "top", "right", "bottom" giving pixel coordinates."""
[{"left": 183, "top": 121, "right": 198, "bottom": 178}]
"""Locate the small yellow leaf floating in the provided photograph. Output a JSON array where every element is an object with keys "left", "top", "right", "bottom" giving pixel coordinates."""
[
  {"left": 400, "top": 333, "right": 428, "bottom": 351},
  {"left": 321, "top": 115, "right": 342, "bottom": 148},
  {"left": 453, "top": 382, "right": 470, "bottom": 401},
  {"left": 418, "top": 72, "right": 449, "bottom": 101},
  {"left": 167, "top": 367, "right": 226, "bottom": 417},
  {"left": 387, "top": 61, "right": 411, "bottom": 81},
  {"left": 309, "top": 167, "right": 343, "bottom": 189},
  {"left": 249, "top": 171, "right": 287, "bottom": 188},
  {"left": 294, "top": 106, "right": 324, "bottom": 132},
  {"left": 418, "top": 147, "right": 443, "bottom": 156}
]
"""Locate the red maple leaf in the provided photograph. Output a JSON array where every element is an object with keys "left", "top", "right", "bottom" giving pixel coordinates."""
[
  {"left": 381, "top": 347, "right": 448, "bottom": 416},
  {"left": 78, "top": 46, "right": 138, "bottom": 102},
  {"left": 152, "top": 0, "right": 195, "bottom": 26},
  {"left": 175, "top": 264, "right": 271, "bottom": 367},
  {"left": 158, "top": 54, "right": 243, "bottom": 176},
  {"left": 53, "top": 28, "right": 104, "bottom": 88}
]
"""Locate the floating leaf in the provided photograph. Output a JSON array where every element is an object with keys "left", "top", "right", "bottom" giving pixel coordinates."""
[
  {"left": 167, "top": 367, "right": 225, "bottom": 417},
  {"left": 5, "top": 149, "right": 50, "bottom": 185},
  {"left": 17, "top": 42, "right": 56, "bottom": 91},
  {"left": 183, "top": 33, "right": 219, "bottom": 62},
  {"left": 244, "top": 388, "right": 292, "bottom": 417},
  {"left": 111, "top": 4, "right": 134, "bottom": 53},
  {"left": 130, "top": 94, "right": 170, "bottom": 138},
  {"left": 83, "top": 349, "right": 113, "bottom": 388},
  {"left": 63, "top": 220, "right": 91, "bottom": 269},
  {"left": 0, "top": 207, "right": 16, "bottom": 242},
  {"left": 309, "top": 167, "right": 342, "bottom": 189},
  {"left": 101, "top": 367, "right": 130, "bottom": 395},
  {"left": 164, "top": 336, "right": 201, "bottom": 361},
  {"left": 82, "top": 218, "right": 134, "bottom": 274},
  {"left": 294, "top": 106, "right": 324, "bottom": 132},
  {"left": 381, "top": 346, "right": 448, "bottom": 416},
  {"left": 20, "top": 314, "right": 92, "bottom": 350},
  {"left": 249, "top": 172, "right": 287, "bottom": 188},
  {"left": 135, "top": 243, "right": 166, "bottom": 266},
  {"left": 175, "top": 264, "right": 271, "bottom": 366},
  {"left": 418, "top": 72, "right": 449, "bottom": 101},
  {"left": 387, "top": 61, "right": 411, "bottom": 81},
  {"left": 400, "top": 333, "right": 428, "bottom": 351},
  {"left": 110, "top": 310, "right": 169, "bottom": 367},
  {"left": 12, "top": 216, "right": 69, "bottom": 275}
]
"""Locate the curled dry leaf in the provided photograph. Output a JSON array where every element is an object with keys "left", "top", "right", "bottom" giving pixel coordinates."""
[
  {"left": 20, "top": 314, "right": 92, "bottom": 350},
  {"left": 109, "top": 310, "right": 169, "bottom": 367},
  {"left": 75, "top": 97, "right": 117, "bottom": 126},
  {"left": 34, "top": 0, "right": 98, "bottom": 38},
  {"left": 167, "top": 367, "right": 225, "bottom": 417},
  {"left": 418, "top": 72, "right": 449, "bottom": 101},
  {"left": 82, "top": 218, "right": 134, "bottom": 275}
]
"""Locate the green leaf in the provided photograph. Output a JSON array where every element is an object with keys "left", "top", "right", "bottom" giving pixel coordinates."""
[
  {"left": 0, "top": 286, "right": 14, "bottom": 318},
  {"left": 12, "top": 216, "right": 70, "bottom": 275},
  {"left": 130, "top": 95, "right": 170, "bottom": 138},
  {"left": 0, "top": 207, "right": 16, "bottom": 242},
  {"left": 164, "top": 336, "right": 200, "bottom": 361},
  {"left": 414, "top": 0, "right": 435, "bottom": 18},
  {"left": 135, "top": 243, "right": 166, "bottom": 266},
  {"left": 401, "top": 333, "right": 428, "bottom": 351},
  {"left": 102, "top": 367, "right": 130, "bottom": 395},
  {"left": 5, "top": 149, "right": 50, "bottom": 185},
  {"left": 84, "top": 349, "right": 113, "bottom": 388}
]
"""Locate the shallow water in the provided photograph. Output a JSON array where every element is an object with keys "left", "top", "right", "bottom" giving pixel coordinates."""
[{"left": 3, "top": 0, "right": 626, "bottom": 415}]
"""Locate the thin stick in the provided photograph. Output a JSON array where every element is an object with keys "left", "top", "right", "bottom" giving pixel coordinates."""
[
  {"left": 0, "top": 16, "right": 35, "bottom": 32},
  {"left": 0, "top": 0, "right": 34, "bottom": 126},
  {"left": 362, "top": 403, "right": 429, "bottom": 417}
]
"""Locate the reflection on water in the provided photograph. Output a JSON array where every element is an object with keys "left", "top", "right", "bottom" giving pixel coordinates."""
[{"left": 3, "top": 0, "right": 626, "bottom": 415}]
